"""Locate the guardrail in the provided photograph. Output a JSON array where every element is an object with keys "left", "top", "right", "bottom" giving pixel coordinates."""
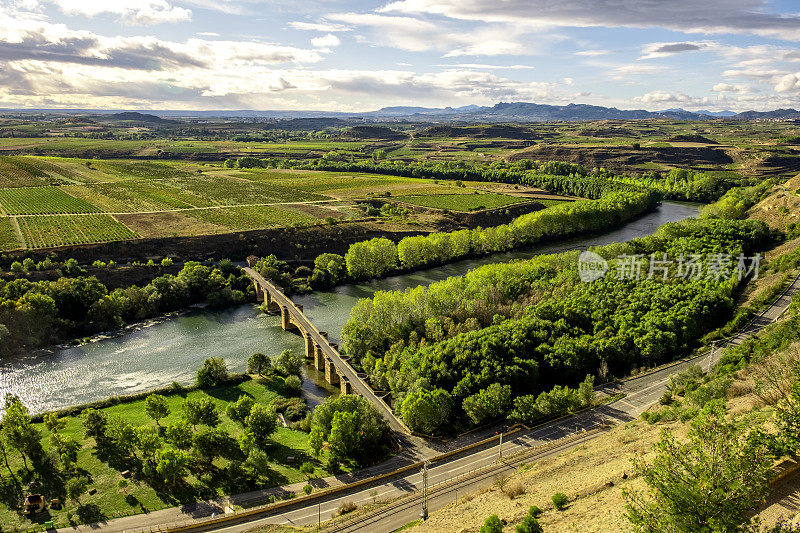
[{"left": 324, "top": 424, "right": 609, "bottom": 532}]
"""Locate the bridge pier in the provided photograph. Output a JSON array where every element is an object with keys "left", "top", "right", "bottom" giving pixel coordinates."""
[
  {"left": 340, "top": 377, "right": 353, "bottom": 395},
  {"left": 304, "top": 333, "right": 314, "bottom": 359},
  {"left": 280, "top": 306, "right": 293, "bottom": 331},
  {"left": 314, "top": 344, "right": 324, "bottom": 371},
  {"left": 253, "top": 280, "right": 263, "bottom": 302},
  {"left": 324, "top": 358, "right": 340, "bottom": 386}
]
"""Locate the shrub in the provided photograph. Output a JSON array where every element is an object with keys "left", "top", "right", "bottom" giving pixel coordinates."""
[
  {"left": 552, "top": 492, "right": 568, "bottom": 510},
  {"left": 480, "top": 514, "right": 504, "bottom": 533},
  {"left": 336, "top": 500, "right": 357, "bottom": 516},
  {"left": 503, "top": 482, "right": 525, "bottom": 500},
  {"left": 303, "top": 484, "right": 312, "bottom": 495},
  {"left": 196, "top": 357, "right": 228, "bottom": 388},
  {"left": 284, "top": 375, "right": 302, "bottom": 395}
]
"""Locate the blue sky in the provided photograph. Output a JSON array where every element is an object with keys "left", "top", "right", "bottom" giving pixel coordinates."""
[{"left": 1, "top": 0, "right": 800, "bottom": 111}]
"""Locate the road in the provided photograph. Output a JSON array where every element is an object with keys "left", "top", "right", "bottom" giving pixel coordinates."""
[
  {"left": 64, "top": 270, "right": 797, "bottom": 533},
  {"left": 200, "top": 269, "right": 800, "bottom": 533}
]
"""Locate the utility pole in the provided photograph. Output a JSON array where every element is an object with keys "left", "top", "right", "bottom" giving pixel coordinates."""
[
  {"left": 420, "top": 459, "right": 430, "bottom": 520},
  {"left": 317, "top": 501, "right": 321, "bottom": 531},
  {"left": 498, "top": 432, "right": 503, "bottom": 463}
]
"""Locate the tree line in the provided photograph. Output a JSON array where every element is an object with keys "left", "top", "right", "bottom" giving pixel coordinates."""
[
  {"left": 339, "top": 216, "right": 770, "bottom": 434},
  {"left": 0, "top": 260, "right": 254, "bottom": 356},
  {"left": 305, "top": 189, "right": 659, "bottom": 287},
  {"left": 232, "top": 157, "right": 740, "bottom": 203}
]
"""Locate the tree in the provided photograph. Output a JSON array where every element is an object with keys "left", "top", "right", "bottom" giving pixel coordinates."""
[
  {"left": 51, "top": 433, "right": 80, "bottom": 473},
  {"left": 462, "top": 383, "right": 512, "bottom": 425},
  {"left": 399, "top": 388, "right": 453, "bottom": 434},
  {"left": 136, "top": 426, "right": 162, "bottom": 463},
  {"left": 156, "top": 448, "right": 189, "bottom": 486},
  {"left": 145, "top": 394, "right": 170, "bottom": 427},
  {"left": 196, "top": 357, "right": 229, "bottom": 388},
  {"left": 314, "top": 253, "right": 346, "bottom": 284},
  {"left": 284, "top": 375, "right": 302, "bottom": 395},
  {"left": 0, "top": 436, "right": 17, "bottom": 481},
  {"left": 66, "top": 476, "right": 89, "bottom": 506},
  {"left": 300, "top": 461, "right": 314, "bottom": 479},
  {"left": 108, "top": 417, "right": 139, "bottom": 459},
  {"left": 245, "top": 404, "right": 278, "bottom": 449},
  {"left": 247, "top": 353, "right": 272, "bottom": 376},
  {"left": 165, "top": 420, "right": 193, "bottom": 449},
  {"left": 274, "top": 350, "right": 302, "bottom": 377},
  {"left": 312, "top": 395, "right": 386, "bottom": 461},
  {"left": 480, "top": 514, "right": 504, "bottom": 533},
  {"left": 183, "top": 397, "right": 220, "bottom": 429},
  {"left": 193, "top": 428, "right": 229, "bottom": 466},
  {"left": 308, "top": 425, "right": 324, "bottom": 457},
  {"left": 44, "top": 412, "right": 67, "bottom": 433},
  {"left": 328, "top": 411, "right": 359, "bottom": 461},
  {"left": 82, "top": 408, "right": 108, "bottom": 441},
  {"left": 2, "top": 395, "right": 42, "bottom": 470},
  {"left": 625, "top": 401, "right": 774, "bottom": 533},
  {"left": 226, "top": 395, "right": 255, "bottom": 426},
  {"left": 552, "top": 492, "right": 568, "bottom": 511},
  {"left": 516, "top": 506, "right": 543, "bottom": 533},
  {"left": 245, "top": 448, "right": 271, "bottom": 478}
]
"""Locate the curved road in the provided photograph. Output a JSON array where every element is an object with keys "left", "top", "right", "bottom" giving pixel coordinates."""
[
  {"left": 63, "top": 271, "right": 797, "bottom": 533},
  {"left": 206, "top": 270, "right": 800, "bottom": 533}
]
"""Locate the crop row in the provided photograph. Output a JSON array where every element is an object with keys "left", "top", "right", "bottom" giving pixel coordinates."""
[{"left": 17, "top": 215, "right": 140, "bottom": 248}]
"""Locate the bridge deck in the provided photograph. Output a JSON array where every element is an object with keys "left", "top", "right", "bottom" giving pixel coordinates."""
[{"left": 244, "top": 267, "right": 411, "bottom": 436}]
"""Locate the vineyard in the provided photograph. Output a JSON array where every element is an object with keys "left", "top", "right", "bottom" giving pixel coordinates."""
[
  {"left": 16, "top": 215, "right": 139, "bottom": 248},
  {"left": 184, "top": 205, "right": 320, "bottom": 230},
  {"left": 0, "top": 187, "right": 100, "bottom": 215},
  {"left": 397, "top": 192, "right": 531, "bottom": 211},
  {"left": 0, "top": 155, "right": 498, "bottom": 249}
]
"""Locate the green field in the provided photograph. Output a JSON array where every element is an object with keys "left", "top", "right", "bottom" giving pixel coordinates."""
[
  {"left": 0, "top": 378, "right": 340, "bottom": 532},
  {"left": 0, "top": 156, "right": 485, "bottom": 249},
  {"left": 184, "top": 205, "right": 321, "bottom": 231},
  {"left": 0, "top": 187, "right": 100, "bottom": 215},
  {"left": 397, "top": 192, "right": 531, "bottom": 211},
  {"left": 17, "top": 214, "right": 139, "bottom": 248}
]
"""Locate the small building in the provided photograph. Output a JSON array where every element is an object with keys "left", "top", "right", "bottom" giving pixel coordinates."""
[{"left": 23, "top": 494, "right": 45, "bottom": 515}]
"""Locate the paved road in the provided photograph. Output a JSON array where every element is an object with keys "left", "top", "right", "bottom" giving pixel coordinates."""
[
  {"left": 200, "top": 270, "right": 800, "bottom": 533},
  {"left": 63, "top": 271, "right": 797, "bottom": 533}
]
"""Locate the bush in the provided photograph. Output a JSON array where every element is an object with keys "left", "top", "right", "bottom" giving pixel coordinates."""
[
  {"left": 274, "top": 350, "right": 302, "bottom": 377},
  {"left": 336, "top": 500, "right": 357, "bottom": 516},
  {"left": 196, "top": 357, "right": 229, "bottom": 388},
  {"left": 480, "top": 514, "right": 504, "bottom": 533},
  {"left": 552, "top": 492, "right": 568, "bottom": 510},
  {"left": 303, "top": 484, "right": 312, "bottom": 495},
  {"left": 284, "top": 375, "right": 302, "bottom": 395},
  {"left": 503, "top": 482, "right": 525, "bottom": 499}
]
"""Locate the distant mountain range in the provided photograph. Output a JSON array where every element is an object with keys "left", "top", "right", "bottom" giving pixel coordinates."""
[{"left": 3, "top": 102, "right": 800, "bottom": 122}]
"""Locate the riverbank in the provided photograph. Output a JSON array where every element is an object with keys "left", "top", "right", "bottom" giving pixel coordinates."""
[{"left": 0, "top": 202, "right": 699, "bottom": 417}]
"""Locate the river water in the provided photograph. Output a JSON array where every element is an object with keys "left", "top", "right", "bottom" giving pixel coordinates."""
[{"left": 0, "top": 202, "right": 700, "bottom": 414}]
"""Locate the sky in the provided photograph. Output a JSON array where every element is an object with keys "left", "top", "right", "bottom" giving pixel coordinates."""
[{"left": 2, "top": 0, "right": 800, "bottom": 112}]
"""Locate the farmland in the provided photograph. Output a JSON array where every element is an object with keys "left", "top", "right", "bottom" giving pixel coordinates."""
[
  {"left": 0, "top": 155, "right": 516, "bottom": 250},
  {"left": 397, "top": 192, "right": 532, "bottom": 211}
]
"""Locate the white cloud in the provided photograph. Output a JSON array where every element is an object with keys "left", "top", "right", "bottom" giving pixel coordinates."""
[
  {"left": 311, "top": 34, "right": 341, "bottom": 49},
  {"left": 775, "top": 73, "right": 800, "bottom": 93},
  {"left": 290, "top": 21, "right": 351, "bottom": 32},
  {"left": 43, "top": 0, "right": 191, "bottom": 24},
  {"left": 433, "top": 63, "right": 535, "bottom": 70},
  {"left": 443, "top": 40, "right": 525, "bottom": 57},
  {"left": 381, "top": 0, "right": 800, "bottom": 41},
  {"left": 712, "top": 82, "right": 750, "bottom": 93},
  {"left": 574, "top": 50, "right": 610, "bottom": 56}
]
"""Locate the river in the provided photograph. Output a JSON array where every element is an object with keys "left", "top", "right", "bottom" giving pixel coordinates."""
[{"left": 0, "top": 202, "right": 700, "bottom": 414}]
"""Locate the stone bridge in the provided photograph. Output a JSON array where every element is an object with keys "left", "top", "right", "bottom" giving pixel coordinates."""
[{"left": 243, "top": 266, "right": 411, "bottom": 436}]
